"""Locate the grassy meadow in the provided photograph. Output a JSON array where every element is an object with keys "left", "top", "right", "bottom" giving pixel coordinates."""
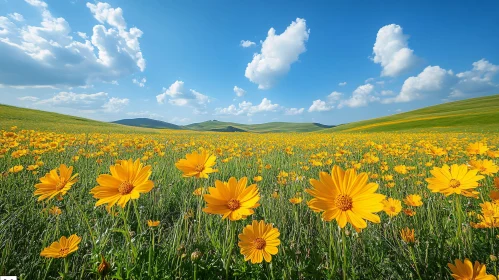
[{"left": 1, "top": 101, "right": 499, "bottom": 279}]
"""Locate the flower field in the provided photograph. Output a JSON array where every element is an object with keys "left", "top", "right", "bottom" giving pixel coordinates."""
[{"left": 1, "top": 127, "right": 499, "bottom": 279}]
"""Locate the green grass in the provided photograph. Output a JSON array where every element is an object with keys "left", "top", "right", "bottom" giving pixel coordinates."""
[
  {"left": 0, "top": 104, "right": 158, "bottom": 134},
  {"left": 326, "top": 94, "right": 499, "bottom": 133},
  {"left": 184, "top": 120, "right": 334, "bottom": 133}
]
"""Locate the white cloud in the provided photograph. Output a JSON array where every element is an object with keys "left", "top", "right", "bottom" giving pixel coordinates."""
[
  {"left": 338, "top": 81, "right": 347, "bottom": 86},
  {"left": 102, "top": 97, "right": 129, "bottom": 112},
  {"left": 233, "top": 86, "right": 246, "bottom": 97},
  {"left": 215, "top": 98, "right": 280, "bottom": 116},
  {"left": 240, "top": 40, "right": 256, "bottom": 47},
  {"left": 18, "top": 96, "right": 39, "bottom": 101},
  {"left": 452, "top": 59, "right": 499, "bottom": 98},
  {"left": 308, "top": 100, "right": 332, "bottom": 112},
  {"left": 327, "top": 91, "right": 343, "bottom": 103},
  {"left": 8, "top": 13, "right": 24, "bottom": 22},
  {"left": 285, "top": 107, "right": 304, "bottom": 115},
  {"left": 156, "top": 80, "right": 210, "bottom": 108},
  {"left": 35, "top": 91, "right": 128, "bottom": 112},
  {"left": 381, "top": 90, "right": 394, "bottom": 96},
  {"left": 245, "top": 18, "right": 310, "bottom": 89},
  {"left": 338, "top": 84, "right": 378, "bottom": 108},
  {"left": 383, "top": 66, "right": 455, "bottom": 103},
  {"left": 0, "top": 1, "right": 145, "bottom": 87},
  {"left": 132, "top": 77, "right": 146, "bottom": 87},
  {"left": 372, "top": 24, "right": 418, "bottom": 77}
]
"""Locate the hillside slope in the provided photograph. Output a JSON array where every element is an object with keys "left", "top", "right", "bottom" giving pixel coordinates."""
[
  {"left": 327, "top": 94, "right": 499, "bottom": 132},
  {"left": 112, "top": 118, "right": 183, "bottom": 129},
  {"left": 0, "top": 104, "right": 158, "bottom": 133}
]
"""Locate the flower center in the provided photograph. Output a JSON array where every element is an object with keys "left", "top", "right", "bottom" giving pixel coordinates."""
[
  {"left": 335, "top": 194, "right": 353, "bottom": 211},
  {"left": 227, "top": 199, "right": 241, "bottom": 211},
  {"left": 449, "top": 179, "right": 461, "bottom": 189},
  {"left": 118, "top": 181, "right": 134, "bottom": 195},
  {"left": 390, "top": 206, "right": 396, "bottom": 212},
  {"left": 254, "top": 238, "right": 266, "bottom": 250},
  {"left": 195, "top": 164, "right": 205, "bottom": 173},
  {"left": 59, "top": 247, "right": 69, "bottom": 257},
  {"left": 55, "top": 178, "right": 67, "bottom": 191}
]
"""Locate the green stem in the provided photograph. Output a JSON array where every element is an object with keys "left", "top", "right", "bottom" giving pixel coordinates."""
[
  {"left": 341, "top": 228, "right": 347, "bottom": 280},
  {"left": 225, "top": 222, "right": 236, "bottom": 280},
  {"left": 63, "top": 257, "right": 69, "bottom": 279},
  {"left": 69, "top": 193, "right": 96, "bottom": 247},
  {"left": 133, "top": 200, "right": 143, "bottom": 234},
  {"left": 409, "top": 246, "right": 422, "bottom": 280}
]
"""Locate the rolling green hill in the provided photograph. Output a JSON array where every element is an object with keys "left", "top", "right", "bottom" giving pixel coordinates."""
[
  {"left": 183, "top": 120, "right": 335, "bottom": 133},
  {"left": 326, "top": 94, "right": 499, "bottom": 133},
  {"left": 0, "top": 104, "right": 158, "bottom": 133},
  {"left": 112, "top": 118, "right": 183, "bottom": 129}
]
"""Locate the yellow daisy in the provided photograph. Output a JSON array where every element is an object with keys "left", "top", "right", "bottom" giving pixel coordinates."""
[
  {"left": 40, "top": 234, "right": 81, "bottom": 258},
  {"left": 448, "top": 259, "right": 496, "bottom": 280},
  {"left": 426, "top": 164, "right": 484, "bottom": 196},
  {"left": 305, "top": 165, "right": 385, "bottom": 229},
  {"left": 175, "top": 150, "right": 217, "bottom": 178},
  {"left": 238, "top": 220, "right": 280, "bottom": 264},
  {"left": 90, "top": 159, "right": 154, "bottom": 209},
  {"left": 34, "top": 164, "right": 78, "bottom": 201}
]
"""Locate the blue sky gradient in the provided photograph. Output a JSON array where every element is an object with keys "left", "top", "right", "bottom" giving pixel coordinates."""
[{"left": 1, "top": 0, "right": 498, "bottom": 125}]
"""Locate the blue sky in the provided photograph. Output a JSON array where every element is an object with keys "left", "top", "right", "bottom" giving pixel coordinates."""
[{"left": 1, "top": 0, "right": 498, "bottom": 125}]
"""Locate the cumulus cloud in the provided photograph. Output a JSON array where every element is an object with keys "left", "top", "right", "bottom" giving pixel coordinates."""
[
  {"left": 308, "top": 99, "right": 332, "bottom": 112},
  {"left": 216, "top": 98, "right": 280, "bottom": 116},
  {"left": 233, "top": 86, "right": 246, "bottom": 97},
  {"left": 451, "top": 59, "right": 499, "bottom": 98},
  {"left": 285, "top": 108, "right": 304, "bottom": 115},
  {"left": 338, "top": 84, "right": 378, "bottom": 108},
  {"left": 338, "top": 81, "right": 347, "bottom": 86},
  {"left": 245, "top": 18, "right": 310, "bottom": 89},
  {"left": 373, "top": 24, "right": 418, "bottom": 77},
  {"left": 383, "top": 66, "right": 456, "bottom": 103},
  {"left": 132, "top": 77, "right": 146, "bottom": 87},
  {"left": 0, "top": 1, "right": 145, "bottom": 87},
  {"left": 156, "top": 80, "right": 210, "bottom": 108},
  {"left": 8, "top": 13, "right": 24, "bottom": 22},
  {"left": 34, "top": 91, "right": 128, "bottom": 112},
  {"left": 240, "top": 40, "right": 256, "bottom": 47}
]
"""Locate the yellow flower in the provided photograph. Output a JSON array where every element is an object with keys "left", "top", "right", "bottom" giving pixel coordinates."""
[
  {"left": 27, "top": 165, "right": 39, "bottom": 171},
  {"left": 175, "top": 150, "right": 217, "bottom": 179},
  {"left": 253, "top": 176, "right": 263, "bottom": 182},
  {"left": 394, "top": 165, "right": 408, "bottom": 174},
  {"left": 192, "top": 187, "right": 205, "bottom": 196},
  {"left": 306, "top": 165, "right": 385, "bottom": 229},
  {"left": 426, "top": 164, "right": 484, "bottom": 196},
  {"left": 467, "top": 142, "right": 489, "bottom": 155},
  {"left": 34, "top": 164, "right": 78, "bottom": 202},
  {"left": 238, "top": 220, "right": 280, "bottom": 264},
  {"left": 403, "top": 208, "right": 416, "bottom": 216},
  {"left": 289, "top": 197, "right": 302, "bottom": 205},
  {"left": 383, "top": 198, "right": 402, "bottom": 217},
  {"left": 203, "top": 177, "right": 260, "bottom": 221},
  {"left": 147, "top": 220, "right": 160, "bottom": 227},
  {"left": 271, "top": 191, "right": 279, "bottom": 199},
  {"left": 400, "top": 227, "right": 415, "bottom": 244},
  {"left": 404, "top": 194, "right": 423, "bottom": 207},
  {"left": 90, "top": 159, "right": 154, "bottom": 209},
  {"left": 40, "top": 234, "right": 81, "bottom": 258},
  {"left": 8, "top": 165, "right": 23, "bottom": 173},
  {"left": 448, "top": 259, "right": 496, "bottom": 280},
  {"left": 469, "top": 160, "right": 499, "bottom": 176}
]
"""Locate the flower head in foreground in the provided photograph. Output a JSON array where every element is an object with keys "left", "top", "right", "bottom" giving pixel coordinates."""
[
  {"left": 383, "top": 198, "right": 402, "bottom": 217},
  {"left": 175, "top": 150, "right": 217, "bottom": 179},
  {"left": 9, "top": 165, "right": 23, "bottom": 173},
  {"left": 40, "top": 234, "right": 81, "bottom": 258},
  {"left": 147, "top": 220, "right": 160, "bottom": 227},
  {"left": 203, "top": 177, "right": 260, "bottom": 221},
  {"left": 238, "top": 220, "right": 280, "bottom": 264},
  {"left": 448, "top": 259, "right": 497, "bottom": 280},
  {"left": 426, "top": 164, "right": 484, "bottom": 197},
  {"left": 306, "top": 165, "right": 386, "bottom": 229},
  {"left": 90, "top": 159, "right": 154, "bottom": 209},
  {"left": 469, "top": 160, "right": 499, "bottom": 176},
  {"left": 404, "top": 194, "right": 423, "bottom": 207},
  {"left": 34, "top": 164, "right": 78, "bottom": 201}
]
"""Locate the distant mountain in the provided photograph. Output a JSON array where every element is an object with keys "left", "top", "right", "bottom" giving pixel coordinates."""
[
  {"left": 184, "top": 120, "right": 335, "bottom": 133},
  {"left": 112, "top": 118, "right": 183, "bottom": 129}
]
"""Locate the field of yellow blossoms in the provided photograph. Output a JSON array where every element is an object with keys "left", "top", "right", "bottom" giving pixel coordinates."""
[{"left": 1, "top": 126, "right": 499, "bottom": 279}]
